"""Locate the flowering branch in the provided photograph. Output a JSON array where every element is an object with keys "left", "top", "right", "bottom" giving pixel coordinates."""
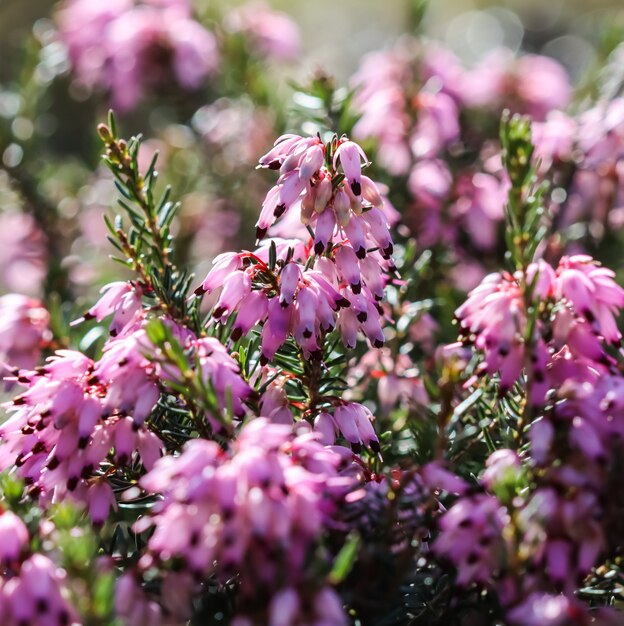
[{"left": 97, "top": 112, "right": 199, "bottom": 331}]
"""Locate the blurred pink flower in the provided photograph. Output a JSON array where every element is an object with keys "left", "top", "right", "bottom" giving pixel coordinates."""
[
  {"left": 0, "top": 212, "right": 46, "bottom": 295},
  {"left": 0, "top": 294, "right": 51, "bottom": 374},
  {"left": 226, "top": 2, "right": 300, "bottom": 61},
  {"left": 451, "top": 172, "right": 507, "bottom": 251},
  {"left": 462, "top": 50, "right": 571, "bottom": 121},
  {"left": 58, "top": 0, "right": 218, "bottom": 111}
]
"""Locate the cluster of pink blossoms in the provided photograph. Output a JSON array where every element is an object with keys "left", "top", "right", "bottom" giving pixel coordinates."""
[
  {"left": 433, "top": 486, "right": 619, "bottom": 626},
  {"left": 351, "top": 41, "right": 572, "bottom": 284},
  {"left": 137, "top": 418, "right": 350, "bottom": 625},
  {"left": 0, "top": 510, "right": 78, "bottom": 626},
  {"left": 531, "top": 98, "right": 624, "bottom": 241},
  {"left": 198, "top": 134, "right": 395, "bottom": 359},
  {"left": 256, "top": 134, "right": 394, "bottom": 258},
  {"left": 254, "top": 368, "right": 380, "bottom": 453},
  {"left": 433, "top": 367, "right": 624, "bottom": 626},
  {"left": 83, "top": 279, "right": 253, "bottom": 422},
  {"left": 57, "top": 0, "right": 218, "bottom": 111},
  {"left": 0, "top": 212, "right": 46, "bottom": 296},
  {"left": 224, "top": 2, "right": 300, "bottom": 61},
  {"left": 434, "top": 492, "right": 510, "bottom": 588},
  {"left": 524, "top": 373, "right": 624, "bottom": 593},
  {"left": 352, "top": 42, "right": 571, "bottom": 173},
  {"left": 0, "top": 270, "right": 254, "bottom": 522},
  {"left": 0, "top": 348, "right": 163, "bottom": 523},
  {"left": 455, "top": 255, "right": 624, "bottom": 402},
  {"left": 0, "top": 295, "right": 51, "bottom": 376}
]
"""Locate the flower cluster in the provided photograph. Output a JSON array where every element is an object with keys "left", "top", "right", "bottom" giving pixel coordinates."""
[
  {"left": 531, "top": 98, "right": 624, "bottom": 244},
  {"left": 0, "top": 267, "right": 255, "bottom": 521},
  {"left": 0, "top": 344, "right": 163, "bottom": 523},
  {"left": 455, "top": 255, "right": 624, "bottom": 401},
  {"left": 433, "top": 368, "right": 624, "bottom": 626},
  {"left": 156, "top": 332, "right": 253, "bottom": 428},
  {"left": 433, "top": 493, "right": 510, "bottom": 587},
  {"left": 197, "top": 134, "right": 396, "bottom": 360},
  {"left": 523, "top": 374, "right": 624, "bottom": 588},
  {"left": 346, "top": 348, "right": 428, "bottom": 412},
  {"left": 8, "top": 6, "right": 624, "bottom": 618},
  {"left": 314, "top": 402, "right": 380, "bottom": 454},
  {"left": 256, "top": 134, "right": 394, "bottom": 257},
  {"left": 137, "top": 418, "right": 350, "bottom": 624},
  {"left": 351, "top": 41, "right": 572, "bottom": 286},
  {"left": 57, "top": 0, "right": 218, "bottom": 110},
  {"left": 198, "top": 245, "right": 388, "bottom": 360},
  {"left": 0, "top": 212, "right": 46, "bottom": 296},
  {"left": 0, "top": 295, "right": 51, "bottom": 376},
  {"left": 0, "top": 509, "right": 78, "bottom": 626},
  {"left": 353, "top": 43, "right": 571, "bottom": 175},
  {"left": 225, "top": 2, "right": 300, "bottom": 61}
]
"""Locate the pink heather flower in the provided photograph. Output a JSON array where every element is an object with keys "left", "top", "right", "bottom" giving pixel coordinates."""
[
  {"left": 455, "top": 270, "right": 528, "bottom": 393},
  {"left": 554, "top": 255, "right": 624, "bottom": 345},
  {"left": 57, "top": 0, "right": 132, "bottom": 89},
  {"left": 198, "top": 238, "right": 390, "bottom": 359},
  {"left": 94, "top": 329, "right": 161, "bottom": 425},
  {"left": 462, "top": 50, "right": 571, "bottom": 121},
  {"left": 532, "top": 111, "right": 577, "bottom": 170},
  {"left": 332, "top": 403, "right": 380, "bottom": 454},
  {"left": 370, "top": 355, "right": 428, "bottom": 412},
  {"left": 0, "top": 295, "right": 51, "bottom": 374},
  {"left": 116, "top": 573, "right": 162, "bottom": 626},
  {"left": 259, "top": 375, "right": 293, "bottom": 425},
  {"left": 155, "top": 332, "right": 252, "bottom": 426},
  {"left": 256, "top": 134, "right": 393, "bottom": 259},
  {"left": 517, "top": 488, "right": 605, "bottom": 596},
  {"left": 481, "top": 449, "right": 521, "bottom": 491},
  {"left": 74, "top": 280, "right": 143, "bottom": 337},
  {"left": 577, "top": 99, "right": 624, "bottom": 168},
  {"left": 107, "top": 5, "right": 218, "bottom": 111},
  {"left": 537, "top": 374, "right": 624, "bottom": 478},
  {"left": 0, "top": 510, "right": 29, "bottom": 565},
  {"left": 225, "top": 2, "right": 300, "bottom": 61},
  {"left": 507, "top": 373, "right": 624, "bottom": 604},
  {"left": 313, "top": 411, "right": 337, "bottom": 445},
  {"left": 410, "top": 91, "right": 460, "bottom": 160},
  {"left": 138, "top": 418, "right": 351, "bottom": 620},
  {"left": 196, "top": 251, "right": 243, "bottom": 295},
  {"left": 351, "top": 43, "right": 462, "bottom": 177},
  {"left": 408, "top": 159, "right": 452, "bottom": 211},
  {"left": 420, "top": 462, "right": 469, "bottom": 496},
  {"left": 268, "top": 586, "right": 346, "bottom": 626},
  {"left": 512, "top": 55, "right": 572, "bottom": 122},
  {"left": 451, "top": 173, "right": 508, "bottom": 251},
  {"left": 57, "top": 0, "right": 218, "bottom": 111},
  {"left": 455, "top": 256, "right": 624, "bottom": 401},
  {"left": 345, "top": 340, "right": 428, "bottom": 407},
  {"left": 0, "top": 212, "right": 46, "bottom": 295},
  {"left": 1, "top": 553, "right": 78, "bottom": 626},
  {"left": 0, "top": 342, "right": 163, "bottom": 520},
  {"left": 407, "top": 159, "right": 454, "bottom": 248},
  {"left": 420, "top": 44, "right": 466, "bottom": 102},
  {"left": 559, "top": 100, "right": 624, "bottom": 235},
  {"left": 351, "top": 47, "right": 413, "bottom": 176},
  {"left": 434, "top": 494, "right": 510, "bottom": 586},
  {"left": 506, "top": 593, "right": 594, "bottom": 626},
  {"left": 312, "top": 401, "right": 381, "bottom": 454}
]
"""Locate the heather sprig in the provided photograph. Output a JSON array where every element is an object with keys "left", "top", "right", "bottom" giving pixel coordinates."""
[
  {"left": 500, "top": 112, "right": 550, "bottom": 273},
  {"left": 97, "top": 113, "right": 200, "bottom": 331}
]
